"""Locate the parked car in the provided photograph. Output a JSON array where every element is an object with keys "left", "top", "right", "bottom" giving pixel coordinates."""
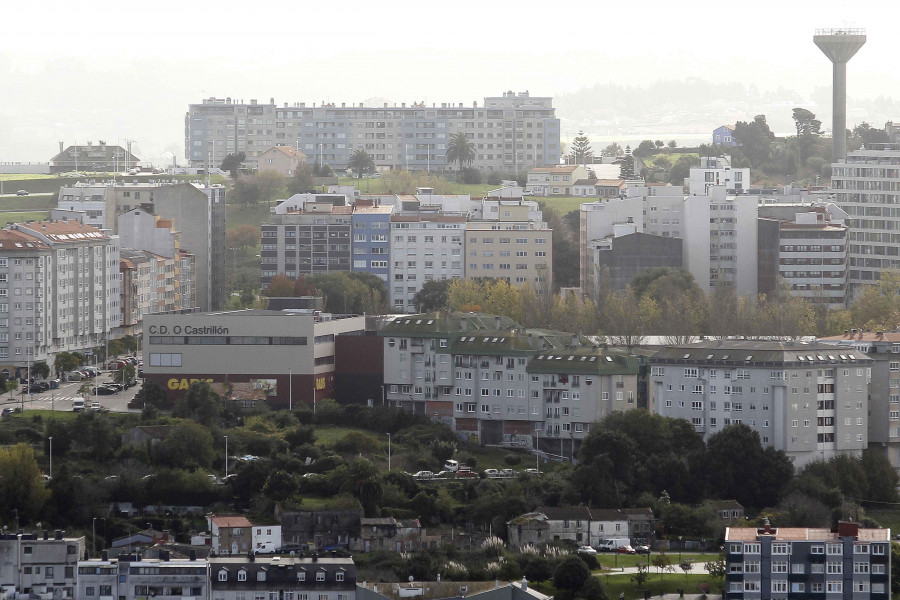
[
  {"left": 1, "top": 408, "right": 13, "bottom": 417},
  {"left": 123, "top": 379, "right": 138, "bottom": 389},
  {"left": 523, "top": 468, "right": 543, "bottom": 475},
  {"left": 597, "top": 538, "right": 632, "bottom": 552},
  {"left": 499, "top": 468, "right": 517, "bottom": 478},
  {"left": 456, "top": 469, "right": 479, "bottom": 478},
  {"left": 483, "top": 468, "right": 500, "bottom": 478},
  {"left": 412, "top": 471, "right": 434, "bottom": 480},
  {"left": 102, "top": 381, "right": 123, "bottom": 391},
  {"left": 617, "top": 545, "right": 637, "bottom": 554},
  {"left": 89, "top": 402, "right": 103, "bottom": 411},
  {"left": 434, "top": 470, "right": 453, "bottom": 479},
  {"left": 635, "top": 545, "right": 651, "bottom": 554},
  {"left": 276, "top": 543, "right": 305, "bottom": 554},
  {"left": 90, "top": 385, "right": 117, "bottom": 396},
  {"left": 32, "top": 381, "right": 50, "bottom": 392},
  {"left": 578, "top": 546, "right": 598, "bottom": 555},
  {"left": 16, "top": 190, "right": 28, "bottom": 196},
  {"left": 22, "top": 384, "right": 45, "bottom": 394}
]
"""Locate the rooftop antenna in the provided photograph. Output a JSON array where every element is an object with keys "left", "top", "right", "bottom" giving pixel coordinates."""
[{"left": 813, "top": 28, "right": 866, "bottom": 161}]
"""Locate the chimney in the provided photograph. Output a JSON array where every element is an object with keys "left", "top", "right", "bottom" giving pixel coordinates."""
[
  {"left": 54, "top": 530, "right": 62, "bottom": 540},
  {"left": 312, "top": 552, "right": 318, "bottom": 562},
  {"left": 43, "top": 530, "right": 48, "bottom": 540},
  {"left": 837, "top": 521, "right": 860, "bottom": 538},
  {"left": 101, "top": 550, "right": 108, "bottom": 561},
  {"left": 495, "top": 316, "right": 501, "bottom": 330},
  {"left": 161, "top": 550, "right": 170, "bottom": 561},
  {"left": 59, "top": 141, "right": 64, "bottom": 154},
  {"left": 248, "top": 552, "right": 255, "bottom": 562},
  {"left": 189, "top": 549, "right": 197, "bottom": 561},
  {"left": 521, "top": 577, "right": 528, "bottom": 591},
  {"left": 460, "top": 317, "right": 467, "bottom": 331}
]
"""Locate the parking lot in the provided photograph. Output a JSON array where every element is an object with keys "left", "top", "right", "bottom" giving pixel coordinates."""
[{"left": 0, "top": 371, "right": 142, "bottom": 414}]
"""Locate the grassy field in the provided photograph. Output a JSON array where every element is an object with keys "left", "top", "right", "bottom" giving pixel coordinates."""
[
  {"left": 866, "top": 508, "right": 900, "bottom": 533},
  {"left": 0, "top": 211, "right": 50, "bottom": 225},
  {"left": 596, "top": 571, "right": 719, "bottom": 599},
  {"left": 226, "top": 204, "right": 271, "bottom": 230},
  {"left": 0, "top": 195, "right": 56, "bottom": 211},
  {"left": 595, "top": 552, "right": 719, "bottom": 570}
]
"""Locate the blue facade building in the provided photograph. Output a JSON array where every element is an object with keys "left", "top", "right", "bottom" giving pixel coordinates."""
[{"left": 350, "top": 200, "right": 393, "bottom": 282}]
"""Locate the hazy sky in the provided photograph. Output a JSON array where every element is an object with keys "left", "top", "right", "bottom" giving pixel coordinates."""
[{"left": 1, "top": 0, "right": 895, "bottom": 164}]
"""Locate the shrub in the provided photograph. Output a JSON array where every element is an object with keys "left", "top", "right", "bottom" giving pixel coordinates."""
[{"left": 504, "top": 455, "right": 522, "bottom": 467}]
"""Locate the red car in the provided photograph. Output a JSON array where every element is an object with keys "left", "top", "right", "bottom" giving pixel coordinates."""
[
  {"left": 456, "top": 470, "right": 479, "bottom": 478},
  {"left": 617, "top": 545, "right": 636, "bottom": 554}
]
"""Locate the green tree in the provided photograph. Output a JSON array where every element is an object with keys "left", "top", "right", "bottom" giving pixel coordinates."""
[
  {"left": 634, "top": 140, "right": 656, "bottom": 158},
  {"left": 232, "top": 174, "right": 261, "bottom": 207},
  {"left": 134, "top": 380, "right": 167, "bottom": 410},
  {"left": 792, "top": 108, "right": 822, "bottom": 137},
  {"left": 156, "top": 421, "right": 214, "bottom": 469},
  {"left": 668, "top": 155, "right": 700, "bottom": 186},
  {"left": 348, "top": 149, "right": 376, "bottom": 180},
  {"left": 892, "top": 542, "right": 900, "bottom": 595},
  {"left": 412, "top": 279, "right": 451, "bottom": 312},
  {"left": 0, "top": 443, "right": 51, "bottom": 521},
  {"left": 619, "top": 146, "right": 635, "bottom": 179},
  {"left": 601, "top": 143, "right": 622, "bottom": 157},
  {"left": 264, "top": 274, "right": 296, "bottom": 297},
  {"left": 653, "top": 551, "right": 673, "bottom": 576},
  {"left": 733, "top": 115, "right": 775, "bottom": 168},
  {"left": 113, "top": 364, "right": 137, "bottom": 386},
  {"left": 54, "top": 352, "right": 82, "bottom": 377},
  {"left": 226, "top": 224, "right": 261, "bottom": 251},
  {"left": 263, "top": 470, "right": 298, "bottom": 503},
  {"left": 679, "top": 561, "right": 693, "bottom": 582},
  {"left": 667, "top": 140, "right": 678, "bottom": 149},
  {"left": 220, "top": 151, "right": 246, "bottom": 178},
  {"left": 552, "top": 555, "right": 590, "bottom": 600},
  {"left": 31, "top": 361, "right": 50, "bottom": 380},
  {"left": 704, "top": 554, "right": 726, "bottom": 592},
  {"left": 569, "top": 131, "right": 593, "bottom": 165},
  {"left": 287, "top": 164, "right": 316, "bottom": 195},
  {"left": 174, "top": 381, "right": 222, "bottom": 427},
  {"left": 446, "top": 131, "right": 477, "bottom": 174},
  {"left": 632, "top": 563, "right": 649, "bottom": 589},
  {"left": 256, "top": 171, "right": 285, "bottom": 205}
]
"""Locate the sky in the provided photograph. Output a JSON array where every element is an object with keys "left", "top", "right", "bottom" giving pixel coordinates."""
[{"left": 1, "top": 0, "right": 896, "bottom": 165}]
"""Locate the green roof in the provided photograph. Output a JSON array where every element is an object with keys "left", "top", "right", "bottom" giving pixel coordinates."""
[
  {"left": 526, "top": 347, "right": 641, "bottom": 375},
  {"left": 379, "top": 311, "right": 520, "bottom": 338}
]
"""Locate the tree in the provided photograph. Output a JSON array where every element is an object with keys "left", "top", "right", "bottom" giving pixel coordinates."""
[
  {"left": 220, "top": 151, "right": 246, "bottom": 178},
  {"left": 446, "top": 131, "right": 477, "bottom": 174},
  {"left": 631, "top": 563, "right": 649, "bottom": 589},
  {"left": 601, "top": 143, "right": 622, "bottom": 157},
  {"left": 655, "top": 140, "right": 665, "bottom": 150},
  {"left": 265, "top": 274, "right": 296, "bottom": 297},
  {"left": 54, "top": 352, "right": 82, "bottom": 376},
  {"left": 226, "top": 224, "right": 261, "bottom": 251},
  {"left": 0, "top": 443, "right": 51, "bottom": 521},
  {"left": 31, "top": 361, "right": 50, "bottom": 380},
  {"left": 287, "top": 164, "right": 316, "bottom": 195},
  {"left": 653, "top": 551, "right": 673, "bottom": 576},
  {"left": 619, "top": 146, "right": 635, "bottom": 180},
  {"left": 569, "top": 131, "right": 594, "bottom": 165},
  {"left": 113, "top": 364, "right": 137, "bottom": 386},
  {"left": 156, "top": 421, "right": 214, "bottom": 469},
  {"left": 733, "top": 115, "right": 775, "bottom": 168},
  {"left": 792, "top": 108, "right": 822, "bottom": 137},
  {"left": 850, "top": 122, "right": 888, "bottom": 150},
  {"left": 232, "top": 174, "right": 261, "bottom": 207},
  {"left": 347, "top": 149, "right": 375, "bottom": 180},
  {"left": 552, "top": 555, "right": 590, "bottom": 600},
  {"left": 679, "top": 561, "right": 693, "bottom": 582},
  {"left": 667, "top": 140, "right": 677, "bottom": 149},
  {"left": 704, "top": 554, "right": 726, "bottom": 592},
  {"left": 668, "top": 155, "right": 700, "bottom": 186},
  {"left": 634, "top": 140, "right": 656, "bottom": 158},
  {"left": 134, "top": 379, "right": 167, "bottom": 410},
  {"left": 256, "top": 171, "right": 285, "bottom": 205},
  {"left": 174, "top": 381, "right": 222, "bottom": 427},
  {"left": 413, "top": 279, "right": 451, "bottom": 312}
]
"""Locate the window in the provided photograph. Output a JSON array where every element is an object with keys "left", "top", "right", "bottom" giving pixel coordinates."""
[
  {"left": 771, "top": 581, "right": 787, "bottom": 593},
  {"left": 238, "top": 570, "right": 247, "bottom": 581},
  {"left": 826, "top": 582, "right": 842, "bottom": 593},
  {"left": 336, "top": 572, "right": 344, "bottom": 582},
  {"left": 771, "top": 561, "right": 788, "bottom": 573},
  {"left": 826, "top": 562, "right": 842, "bottom": 574},
  {"left": 772, "top": 542, "right": 789, "bottom": 554},
  {"left": 316, "top": 571, "right": 326, "bottom": 582}
]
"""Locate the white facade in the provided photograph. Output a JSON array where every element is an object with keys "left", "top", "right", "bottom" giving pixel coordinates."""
[
  {"left": 688, "top": 156, "right": 750, "bottom": 195},
  {"left": 251, "top": 525, "right": 282, "bottom": 553},
  {"left": 650, "top": 341, "right": 872, "bottom": 469},
  {"left": 118, "top": 209, "right": 179, "bottom": 258},
  {"left": 388, "top": 215, "right": 465, "bottom": 313}
]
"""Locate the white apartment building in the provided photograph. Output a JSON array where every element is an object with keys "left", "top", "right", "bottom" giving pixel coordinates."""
[
  {"left": 650, "top": 341, "right": 872, "bottom": 469},
  {"left": 579, "top": 197, "right": 644, "bottom": 294},
  {"left": 388, "top": 210, "right": 465, "bottom": 313},
  {"left": 0, "top": 221, "right": 121, "bottom": 378},
  {"left": 526, "top": 166, "right": 589, "bottom": 196},
  {"left": 688, "top": 156, "right": 750, "bottom": 195},
  {"left": 380, "top": 311, "right": 641, "bottom": 460},
  {"left": 186, "top": 91, "right": 561, "bottom": 172},
  {"left": 830, "top": 143, "right": 900, "bottom": 295}
]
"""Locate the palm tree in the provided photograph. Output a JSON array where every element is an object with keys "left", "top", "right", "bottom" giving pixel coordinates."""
[
  {"left": 446, "top": 131, "right": 477, "bottom": 174},
  {"left": 347, "top": 148, "right": 375, "bottom": 180}
]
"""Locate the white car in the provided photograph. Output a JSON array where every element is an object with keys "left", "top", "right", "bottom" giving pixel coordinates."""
[
  {"left": 578, "top": 546, "right": 598, "bottom": 555},
  {"left": 483, "top": 468, "right": 500, "bottom": 478},
  {"left": 412, "top": 471, "right": 433, "bottom": 480},
  {"left": 499, "top": 468, "right": 517, "bottom": 478}
]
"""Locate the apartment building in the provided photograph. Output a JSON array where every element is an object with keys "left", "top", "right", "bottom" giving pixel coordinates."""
[
  {"left": 351, "top": 200, "right": 393, "bottom": 283},
  {"left": 0, "top": 221, "right": 121, "bottom": 379},
  {"left": 48, "top": 140, "right": 138, "bottom": 173},
  {"left": 650, "top": 341, "right": 872, "bottom": 469},
  {"left": 389, "top": 207, "right": 465, "bottom": 313},
  {"left": 0, "top": 531, "right": 85, "bottom": 599},
  {"left": 380, "top": 311, "right": 640, "bottom": 457},
  {"left": 57, "top": 181, "right": 227, "bottom": 311},
  {"left": 724, "top": 522, "right": 890, "bottom": 600},
  {"left": 830, "top": 143, "right": 900, "bottom": 296},
  {"left": 77, "top": 553, "right": 208, "bottom": 600},
  {"left": 210, "top": 556, "right": 356, "bottom": 600},
  {"left": 186, "top": 91, "right": 560, "bottom": 171},
  {"left": 465, "top": 200, "right": 551, "bottom": 289},
  {"left": 579, "top": 197, "right": 644, "bottom": 294},
  {"left": 526, "top": 166, "right": 589, "bottom": 196},
  {"left": 819, "top": 331, "right": 900, "bottom": 472},
  {"left": 572, "top": 178, "right": 626, "bottom": 198},
  {"left": 120, "top": 248, "right": 196, "bottom": 337},
  {"left": 688, "top": 156, "right": 750, "bottom": 195},
  {"left": 260, "top": 201, "right": 352, "bottom": 289},
  {"left": 757, "top": 204, "right": 850, "bottom": 309},
  {"left": 591, "top": 231, "right": 683, "bottom": 291}
]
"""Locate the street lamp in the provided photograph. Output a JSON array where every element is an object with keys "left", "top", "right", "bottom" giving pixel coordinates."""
[
  {"left": 679, "top": 535, "right": 683, "bottom": 562},
  {"left": 387, "top": 433, "right": 391, "bottom": 471},
  {"left": 224, "top": 436, "right": 229, "bottom": 479},
  {"left": 92, "top": 517, "right": 106, "bottom": 558},
  {"left": 48, "top": 437, "right": 52, "bottom": 480}
]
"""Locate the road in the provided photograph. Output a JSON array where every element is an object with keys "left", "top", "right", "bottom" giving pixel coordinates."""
[{"left": 0, "top": 373, "right": 141, "bottom": 414}]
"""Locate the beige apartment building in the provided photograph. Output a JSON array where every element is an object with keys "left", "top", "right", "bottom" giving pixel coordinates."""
[{"left": 465, "top": 201, "right": 552, "bottom": 289}]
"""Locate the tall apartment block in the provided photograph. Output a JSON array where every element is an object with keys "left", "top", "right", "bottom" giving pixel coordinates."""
[
  {"left": 758, "top": 204, "right": 850, "bottom": 309},
  {"left": 724, "top": 521, "right": 889, "bottom": 600},
  {"left": 0, "top": 221, "right": 121, "bottom": 379},
  {"left": 820, "top": 331, "right": 900, "bottom": 473},
  {"left": 57, "top": 181, "right": 227, "bottom": 311},
  {"left": 351, "top": 199, "right": 393, "bottom": 283},
  {"left": 185, "top": 91, "right": 560, "bottom": 171},
  {"left": 380, "top": 311, "right": 640, "bottom": 458},
  {"left": 830, "top": 143, "right": 900, "bottom": 296},
  {"left": 650, "top": 341, "right": 871, "bottom": 469}
]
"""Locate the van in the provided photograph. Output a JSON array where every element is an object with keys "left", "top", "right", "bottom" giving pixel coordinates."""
[
  {"left": 596, "top": 538, "right": 631, "bottom": 552},
  {"left": 443, "top": 460, "right": 460, "bottom": 472},
  {"left": 254, "top": 541, "right": 277, "bottom": 554},
  {"left": 66, "top": 372, "right": 83, "bottom": 382},
  {"left": 72, "top": 398, "right": 85, "bottom": 412}
]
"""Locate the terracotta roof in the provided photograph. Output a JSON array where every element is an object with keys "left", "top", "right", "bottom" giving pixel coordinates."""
[
  {"left": 264, "top": 145, "right": 307, "bottom": 159},
  {"left": 596, "top": 179, "right": 626, "bottom": 186},
  {"left": 0, "top": 229, "right": 50, "bottom": 251},
  {"left": 821, "top": 331, "right": 900, "bottom": 343},
  {"left": 211, "top": 515, "right": 253, "bottom": 528},
  {"left": 530, "top": 166, "right": 580, "bottom": 174},
  {"left": 13, "top": 220, "right": 108, "bottom": 242},
  {"left": 726, "top": 527, "right": 889, "bottom": 542}
]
